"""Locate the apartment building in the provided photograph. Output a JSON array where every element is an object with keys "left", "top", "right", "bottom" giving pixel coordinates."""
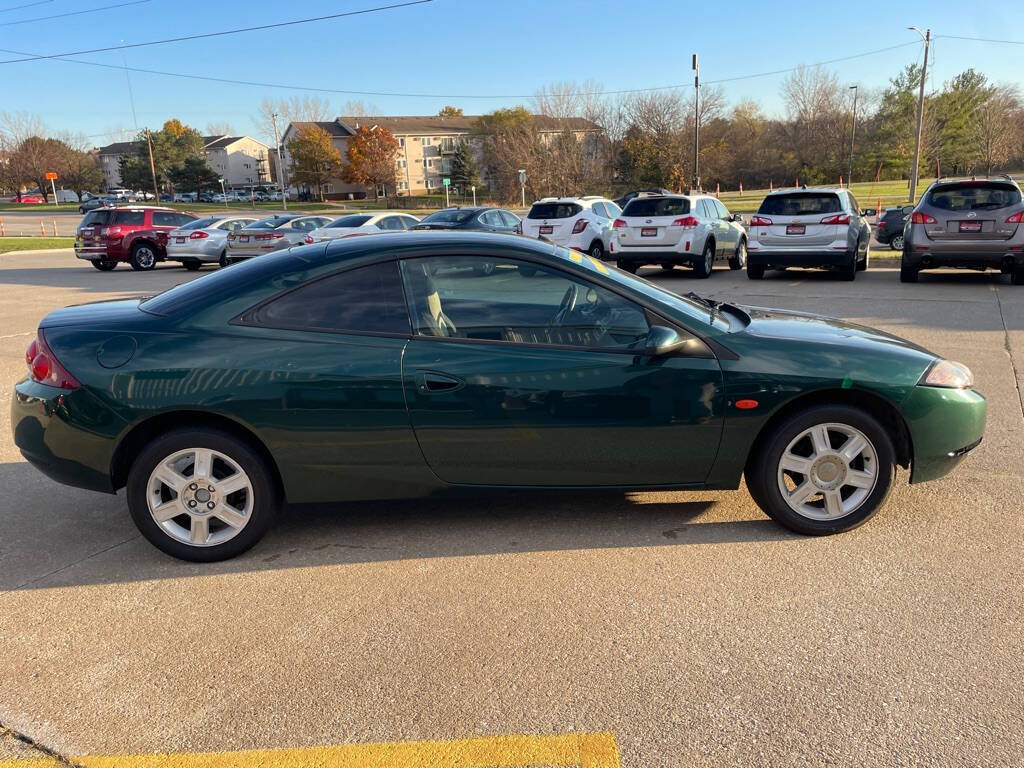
[
  {"left": 94, "top": 135, "right": 270, "bottom": 189},
  {"left": 280, "top": 114, "right": 600, "bottom": 198}
]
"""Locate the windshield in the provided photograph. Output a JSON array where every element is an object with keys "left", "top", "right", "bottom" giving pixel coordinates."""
[
  {"left": 623, "top": 198, "right": 689, "bottom": 217},
  {"left": 326, "top": 214, "right": 372, "bottom": 228},
  {"left": 928, "top": 183, "right": 1021, "bottom": 211},
  {"left": 248, "top": 216, "right": 292, "bottom": 230},
  {"left": 553, "top": 247, "right": 729, "bottom": 330},
  {"left": 759, "top": 193, "right": 841, "bottom": 216},
  {"left": 180, "top": 217, "right": 219, "bottom": 230},
  {"left": 420, "top": 209, "right": 476, "bottom": 224}
]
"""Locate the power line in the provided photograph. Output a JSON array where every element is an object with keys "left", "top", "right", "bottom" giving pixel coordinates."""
[
  {"left": 935, "top": 34, "right": 1024, "bottom": 45},
  {"left": 0, "top": 39, "right": 925, "bottom": 100},
  {"left": 0, "top": 0, "right": 150, "bottom": 27},
  {"left": 0, "top": 0, "right": 431, "bottom": 64},
  {"left": 0, "top": 0, "right": 51, "bottom": 13}
]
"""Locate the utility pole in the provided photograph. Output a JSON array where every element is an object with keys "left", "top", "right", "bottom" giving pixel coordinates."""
[
  {"left": 848, "top": 84, "right": 859, "bottom": 185},
  {"left": 271, "top": 112, "right": 288, "bottom": 210},
  {"left": 691, "top": 53, "right": 700, "bottom": 193},
  {"left": 908, "top": 27, "right": 930, "bottom": 203},
  {"left": 145, "top": 128, "right": 159, "bottom": 201}
]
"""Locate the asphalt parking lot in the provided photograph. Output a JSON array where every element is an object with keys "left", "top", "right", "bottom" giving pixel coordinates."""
[{"left": 1, "top": 251, "right": 1022, "bottom": 766}]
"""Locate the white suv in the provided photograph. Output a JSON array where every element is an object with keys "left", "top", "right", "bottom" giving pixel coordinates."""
[
  {"left": 610, "top": 194, "right": 747, "bottom": 278},
  {"left": 520, "top": 196, "right": 622, "bottom": 259}
]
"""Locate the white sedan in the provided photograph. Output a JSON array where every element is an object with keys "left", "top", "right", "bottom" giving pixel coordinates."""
[{"left": 305, "top": 212, "right": 421, "bottom": 243}]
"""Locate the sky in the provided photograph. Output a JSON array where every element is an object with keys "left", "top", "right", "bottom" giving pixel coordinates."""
[{"left": 0, "top": 0, "right": 1021, "bottom": 147}]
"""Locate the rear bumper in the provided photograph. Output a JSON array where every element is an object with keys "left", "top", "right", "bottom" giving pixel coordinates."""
[
  {"left": 902, "top": 385, "right": 987, "bottom": 484},
  {"left": 11, "top": 379, "right": 119, "bottom": 494},
  {"left": 746, "top": 248, "right": 852, "bottom": 267},
  {"left": 166, "top": 243, "right": 222, "bottom": 262},
  {"left": 903, "top": 249, "right": 1024, "bottom": 270}
]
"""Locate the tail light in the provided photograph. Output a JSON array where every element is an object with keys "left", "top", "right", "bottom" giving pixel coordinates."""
[
  {"left": 25, "top": 330, "right": 80, "bottom": 389},
  {"left": 671, "top": 216, "right": 700, "bottom": 228},
  {"left": 911, "top": 212, "right": 936, "bottom": 224},
  {"left": 304, "top": 234, "right": 314, "bottom": 244},
  {"left": 100, "top": 226, "right": 123, "bottom": 237},
  {"left": 571, "top": 219, "right": 588, "bottom": 234},
  {"left": 820, "top": 213, "right": 850, "bottom": 225},
  {"left": 1005, "top": 212, "right": 1024, "bottom": 223},
  {"left": 612, "top": 218, "right": 626, "bottom": 229},
  {"left": 271, "top": 232, "right": 285, "bottom": 239},
  {"left": 749, "top": 215, "right": 773, "bottom": 227},
  {"left": 189, "top": 231, "right": 209, "bottom": 239}
]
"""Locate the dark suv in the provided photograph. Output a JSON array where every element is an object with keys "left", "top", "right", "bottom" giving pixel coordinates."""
[
  {"left": 901, "top": 177, "right": 1024, "bottom": 284},
  {"left": 75, "top": 206, "right": 197, "bottom": 271},
  {"left": 875, "top": 205, "right": 914, "bottom": 250}
]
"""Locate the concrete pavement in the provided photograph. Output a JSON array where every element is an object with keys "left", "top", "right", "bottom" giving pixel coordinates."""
[{"left": 0, "top": 252, "right": 1021, "bottom": 766}]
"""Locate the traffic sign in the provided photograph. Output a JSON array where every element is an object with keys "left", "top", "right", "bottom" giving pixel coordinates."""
[
  {"left": 44, "top": 171, "right": 57, "bottom": 180},
  {"left": 442, "top": 178, "right": 451, "bottom": 187}
]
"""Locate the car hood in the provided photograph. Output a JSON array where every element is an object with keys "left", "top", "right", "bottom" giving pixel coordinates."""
[{"left": 736, "top": 304, "right": 936, "bottom": 357}]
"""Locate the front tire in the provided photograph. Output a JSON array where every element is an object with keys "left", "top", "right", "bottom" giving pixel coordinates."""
[
  {"left": 693, "top": 240, "right": 714, "bottom": 278},
  {"left": 746, "top": 405, "right": 896, "bottom": 536},
  {"left": 838, "top": 249, "right": 857, "bottom": 281},
  {"left": 857, "top": 241, "right": 870, "bottom": 271},
  {"left": 90, "top": 259, "right": 117, "bottom": 271},
  {"left": 130, "top": 243, "right": 157, "bottom": 271},
  {"left": 900, "top": 260, "right": 919, "bottom": 283},
  {"left": 747, "top": 262, "right": 765, "bottom": 280},
  {"left": 729, "top": 239, "right": 747, "bottom": 270},
  {"left": 127, "top": 428, "right": 278, "bottom": 562}
]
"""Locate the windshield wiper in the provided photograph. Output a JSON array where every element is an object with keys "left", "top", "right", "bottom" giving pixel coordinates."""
[{"left": 683, "top": 291, "right": 722, "bottom": 323}]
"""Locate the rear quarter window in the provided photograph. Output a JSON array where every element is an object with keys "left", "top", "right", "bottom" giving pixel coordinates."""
[
  {"left": 758, "top": 193, "right": 841, "bottom": 216},
  {"left": 528, "top": 203, "right": 582, "bottom": 219}
]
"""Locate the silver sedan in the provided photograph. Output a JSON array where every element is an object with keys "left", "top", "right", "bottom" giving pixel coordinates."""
[
  {"left": 165, "top": 215, "right": 259, "bottom": 269},
  {"left": 226, "top": 215, "right": 333, "bottom": 262}
]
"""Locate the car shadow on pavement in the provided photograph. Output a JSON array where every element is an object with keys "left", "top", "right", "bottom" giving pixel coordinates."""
[{"left": 0, "top": 461, "right": 788, "bottom": 591}]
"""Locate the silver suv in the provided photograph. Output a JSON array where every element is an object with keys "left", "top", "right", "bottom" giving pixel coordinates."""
[
  {"left": 746, "top": 187, "right": 871, "bottom": 280},
  {"left": 901, "top": 176, "right": 1024, "bottom": 284}
]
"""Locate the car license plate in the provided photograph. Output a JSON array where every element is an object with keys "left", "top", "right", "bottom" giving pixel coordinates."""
[
  {"left": 239, "top": 235, "right": 249, "bottom": 242},
  {"left": 959, "top": 221, "right": 982, "bottom": 233},
  {"left": 539, "top": 225, "right": 553, "bottom": 234},
  {"left": 175, "top": 237, "right": 185, "bottom": 243},
  {"left": 641, "top": 227, "right": 657, "bottom": 237},
  {"left": 786, "top": 224, "right": 806, "bottom": 235}
]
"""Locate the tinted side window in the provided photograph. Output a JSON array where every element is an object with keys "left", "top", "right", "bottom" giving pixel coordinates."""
[
  {"left": 480, "top": 211, "right": 503, "bottom": 227},
  {"left": 399, "top": 256, "right": 649, "bottom": 350},
  {"left": 153, "top": 212, "right": 194, "bottom": 227},
  {"left": 499, "top": 211, "right": 520, "bottom": 228},
  {"left": 713, "top": 200, "right": 729, "bottom": 219},
  {"left": 253, "top": 261, "right": 410, "bottom": 335},
  {"left": 113, "top": 210, "right": 145, "bottom": 226}
]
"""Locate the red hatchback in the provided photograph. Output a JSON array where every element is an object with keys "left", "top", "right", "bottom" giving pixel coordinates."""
[{"left": 75, "top": 206, "right": 197, "bottom": 271}]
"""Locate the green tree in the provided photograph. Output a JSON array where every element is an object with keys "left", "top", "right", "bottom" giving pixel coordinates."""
[
  {"left": 438, "top": 105, "right": 463, "bottom": 118},
  {"left": 170, "top": 156, "right": 219, "bottom": 197},
  {"left": 450, "top": 139, "right": 479, "bottom": 194},
  {"left": 289, "top": 124, "right": 343, "bottom": 201},
  {"left": 340, "top": 124, "right": 398, "bottom": 200},
  {"left": 473, "top": 106, "right": 541, "bottom": 201},
  {"left": 118, "top": 153, "right": 152, "bottom": 192}
]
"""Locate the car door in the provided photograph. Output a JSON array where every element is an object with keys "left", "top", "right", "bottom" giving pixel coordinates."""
[
  {"left": 713, "top": 199, "right": 738, "bottom": 252},
  {"left": 398, "top": 253, "right": 725, "bottom": 487}
]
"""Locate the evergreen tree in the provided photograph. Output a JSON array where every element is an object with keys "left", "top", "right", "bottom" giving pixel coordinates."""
[{"left": 450, "top": 139, "right": 480, "bottom": 195}]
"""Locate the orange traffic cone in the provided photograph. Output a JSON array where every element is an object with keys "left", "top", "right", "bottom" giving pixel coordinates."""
[{"left": 40, "top": 219, "right": 45, "bottom": 236}]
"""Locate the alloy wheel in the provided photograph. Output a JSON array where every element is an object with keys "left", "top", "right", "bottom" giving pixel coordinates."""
[
  {"left": 147, "top": 447, "right": 254, "bottom": 547},
  {"left": 891, "top": 234, "right": 904, "bottom": 251},
  {"left": 135, "top": 246, "right": 155, "bottom": 269},
  {"left": 776, "top": 422, "right": 878, "bottom": 521}
]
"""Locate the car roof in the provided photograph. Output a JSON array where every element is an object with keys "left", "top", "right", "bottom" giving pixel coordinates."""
[
  {"left": 926, "top": 175, "right": 1021, "bottom": 188},
  {"left": 764, "top": 186, "right": 844, "bottom": 196}
]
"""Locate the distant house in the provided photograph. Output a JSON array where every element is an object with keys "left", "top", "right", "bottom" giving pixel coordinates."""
[
  {"left": 279, "top": 114, "right": 601, "bottom": 198},
  {"left": 94, "top": 134, "right": 270, "bottom": 190}
]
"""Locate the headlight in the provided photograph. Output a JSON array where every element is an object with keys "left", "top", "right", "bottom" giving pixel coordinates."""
[{"left": 920, "top": 359, "right": 973, "bottom": 389}]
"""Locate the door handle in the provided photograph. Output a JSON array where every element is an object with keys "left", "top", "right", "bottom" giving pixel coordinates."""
[{"left": 416, "top": 370, "right": 464, "bottom": 394}]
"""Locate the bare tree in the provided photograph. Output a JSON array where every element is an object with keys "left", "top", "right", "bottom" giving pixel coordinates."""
[
  {"left": 253, "top": 96, "right": 333, "bottom": 143},
  {"left": 780, "top": 65, "right": 849, "bottom": 182},
  {"left": 205, "top": 121, "right": 235, "bottom": 137},
  {"left": 974, "top": 84, "right": 1021, "bottom": 174}
]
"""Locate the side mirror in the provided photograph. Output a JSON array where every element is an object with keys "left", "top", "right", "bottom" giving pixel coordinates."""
[
  {"left": 645, "top": 325, "right": 688, "bottom": 356},
  {"left": 731, "top": 213, "right": 744, "bottom": 223},
  {"left": 861, "top": 208, "right": 877, "bottom": 217}
]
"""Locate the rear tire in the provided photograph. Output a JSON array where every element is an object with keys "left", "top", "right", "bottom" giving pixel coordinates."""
[
  {"left": 130, "top": 243, "right": 157, "bottom": 271},
  {"left": 90, "top": 259, "right": 116, "bottom": 271},
  {"left": 219, "top": 251, "right": 229, "bottom": 268},
  {"left": 182, "top": 259, "right": 202, "bottom": 271},
  {"left": 838, "top": 250, "right": 857, "bottom": 281},
  {"left": 1011, "top": 265, "right": 1024, "bottom": 286},
  {"left": 900, "top": 260, "right": 919, "bottom": 283},
  {"left": 729, "top": 239, "right": 747, "bottom": 270},
  {"left": 747, "top": 262, "right": 765, "bottom": 280},
  {"left": 126, "top": 428, "right": 278, "bottom": 562},
  {"left": 693, "top": 240, "right": 714, "bottom": 279},
  {"left": 857, "top": 241, "right": 870, "bottom": 271},
  {"left": 617, "top": 261, "right": 638, "bottom": 274},
  {"left": 588, "top": 241, "right": 604, "bottom": 260},
  {"left": 746, "top": 404, "right": 896, "bottom": 536}
]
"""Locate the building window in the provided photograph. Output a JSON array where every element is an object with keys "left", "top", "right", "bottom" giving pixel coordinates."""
[
  {"left": 398, "top": 181, "right": 408, "bottom": 191},
  {"left": 398, "top": 137, "right": 405, "bottom": 147},
  {"left": 440, "top": 137, "right": 455, "bottom": 152},
  {"left": 398, "top": 159, "right": 406, "bottom": 168},
  {"left": 425, "top": 178, "right": 434, "bottom": 189},
  {"left": 421, "top": 137, "right": 431, "bottom": 146}
]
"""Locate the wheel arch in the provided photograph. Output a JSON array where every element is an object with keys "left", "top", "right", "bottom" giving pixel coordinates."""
[
  {"left": 745, "top": 388, "right": 913, "bottom": 476},
  {"left": 111, "top": 410, "right": 285, "bottom": 498},
  {"left": 130, "top": 237, "right": 160, "bottom": 254}
]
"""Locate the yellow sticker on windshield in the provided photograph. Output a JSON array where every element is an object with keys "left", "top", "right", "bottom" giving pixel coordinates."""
[
  {"left": 586, "top": 254, "right": 609, "bottom": 274},
  {"left": 567, "top": 249, "right": 584, "bottom": 263}
]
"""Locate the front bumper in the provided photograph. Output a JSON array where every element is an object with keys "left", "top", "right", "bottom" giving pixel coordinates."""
[
  {"left": 11, "top": 379, "right": 121, "bottom": 494},
  {"left": 902, "top": 385, "right": 987, "bottom": 484}
]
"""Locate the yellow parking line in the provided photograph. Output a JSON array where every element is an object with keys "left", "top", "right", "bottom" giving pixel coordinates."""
[{"left": 0, "top": 731, "right": 620, "bottom": 768}]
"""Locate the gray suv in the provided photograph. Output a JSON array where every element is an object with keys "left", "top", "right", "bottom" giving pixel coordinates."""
[
  {"left": 746, "top": 187, "right": 871, "bottom": 280},
  {"left": 901, "top": 176, "right": 1024, "bottom": 284}
]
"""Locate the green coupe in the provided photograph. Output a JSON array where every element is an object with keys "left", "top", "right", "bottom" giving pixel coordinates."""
[{"left": 12, "top": 233, "right": 986, "bottom": 561}]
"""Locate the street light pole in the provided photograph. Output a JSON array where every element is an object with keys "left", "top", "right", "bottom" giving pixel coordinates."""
[
  {"left": 691, "top": 53, "right": 700, "bottom": 193},
  {"left": 145, "top": 128, "right": 159, "bottom": 201},
  {"left": 908, "top": 26, "right": 931, "bottom": 204},
  {"left": 848, "top": 84, "right": 859, "bottom": 185},
  {"left": 271, "top": 112, "right": 288, "bottom": 211}
]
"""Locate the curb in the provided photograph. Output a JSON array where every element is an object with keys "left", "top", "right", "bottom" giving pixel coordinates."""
[{"left": 0, "top": 248, "right": 75, "bottom": 256}]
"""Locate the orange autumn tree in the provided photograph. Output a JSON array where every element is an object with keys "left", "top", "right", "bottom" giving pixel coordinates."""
[
  {"left": 286, "top": 124, "right": 342, "bottom": 202},
  {"left": 341, "top": 124, "right": 400, "bottom": 200}
]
